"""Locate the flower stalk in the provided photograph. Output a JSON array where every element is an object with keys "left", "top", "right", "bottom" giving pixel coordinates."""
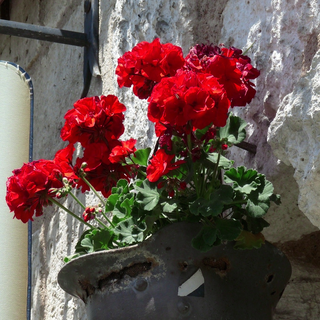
[{"left": 49, "top": 198, "right": 94, "bottom": 229}]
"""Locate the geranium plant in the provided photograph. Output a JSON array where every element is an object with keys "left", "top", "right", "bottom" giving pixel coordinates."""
[{"left": 6, "top": 39, "right": 280, "bottom": 261}]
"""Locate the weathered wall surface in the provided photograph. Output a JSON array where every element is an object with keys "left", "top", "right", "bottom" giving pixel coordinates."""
[{"left": 1, "top": 0, "right": 320, "bottom": 319}]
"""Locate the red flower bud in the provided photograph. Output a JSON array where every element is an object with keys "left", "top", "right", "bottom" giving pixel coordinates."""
[
  {"left": 83, "top": 208, "right": 95, "bottom": 222},
  {"left": 157, "top": 181, "right": 165, "bottom": 189},
  {"left": 222, "top": 144, "right": 228, "bottom": 150},
  {"left": 179, "top": 181, "right": 187, "bottom": 190},
  {"left": 168, "top": 190, "right": 175, "bottom": 198}
]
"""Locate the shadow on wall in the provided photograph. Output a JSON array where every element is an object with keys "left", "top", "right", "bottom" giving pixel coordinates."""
[{"left": 193, "top": 0, "right": 229, "bottom": 45}]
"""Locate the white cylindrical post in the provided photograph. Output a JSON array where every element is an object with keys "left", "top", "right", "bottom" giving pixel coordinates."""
[{"left": 0, "top": 62, "right": 31, "bottom": 319}]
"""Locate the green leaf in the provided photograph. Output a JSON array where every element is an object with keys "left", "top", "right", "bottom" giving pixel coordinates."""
[
  {"left": 203, "top": 228, "right": 217, "bottom": 246},
  {"left": 135, "top": 180, "right": 160, "bottom": 211},
  {"left": 210, "top": 185, "right": 234, "bottom": 203},
  {"left": 161, "top": 200, "right": 178, "bottom": 213},
  {"left": 105, "top": 194, "right": 119, "bottom": 211},
  {"left": 80, "top": 237, "right": 95, "bottom": 252},
  {"left": 114, "top": 218, "right": 146, "bottom": 244},
  {"left": 73, "top": 229, "right": 92, "bottom": 254},
  {"left": 256, "top": 178, "right": 274, "bottom": 202},
  {"left": 215, "top": 218, "right": 242, "bottom": 241},
  {"left": 110, "top": 194, "right": 135, "bottom": 220},
  {"left": 194, "top": 125, "right": 211, "bottom": 140},
  {"left": 246, "top": 198, "right": 270, "bottom": 217},
  {"left": 84, "top": 228, "right": 114, "bottom": 251},
  {"left": 218, "top": 114, "right": 247, "bottom": 145},
  {"left": 189, "top": 185, "right": 233, "bottom": 217},
  {"left": 246, "top": 176, "right": 274, "bottom": 218},
  {"left": 131, "top": 205, "right": 147, "bottom": 221},
  {"left": 64, "top": 253, "right": 81, "bottom": 263},
  {"left": 65, "top": 228, "right": 115, "bottom": 262},
  {"left": 191, "top": 226, "right": 218, "bottom": 252},
  {"left": 270, "top": 193, "right": 281, "bottom": 205},
  {"left": 111, "top": 207, "right": 127, "bottom": 220},
  {"left": 131, "top": 148, "right": 151, "bottom": 166},
  {"left": 144, "top": 214, "right": 161, "bottom": 234},
  {"left": 224, "top": 167, "right": 260, "bottom": 194},
  {"left": 206, "top": 153, "right": 233, "bottom": 170},
  {"left": 234, "top": 230, "right": 265, "bottom": 249},
  {"left": 120, "top": 196, "right": 135, "bottom": 215},
  {"left": 116, "top": 179, "right": 129, "bottom": 190},
  {"left": 189, "top": 198, "right": 221, "bottom": 216},
  {"left": 111, "top": 179, "right": 129, "bottom": 195},
  {"left": 244, "top": 216, "right": 270, "bottom": 234}
]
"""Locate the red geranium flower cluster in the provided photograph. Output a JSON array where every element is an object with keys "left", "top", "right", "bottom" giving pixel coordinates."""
[
  {"left": 7, "top": 40, "right": 261, "bottom": 228},
  {"left": 185, "top": 44, "right": 260, "bottom": 106},
  {"left": 6, "top": 160, "right": 64, "bottom": 222},
  {"left": 148, "top": 70, "right": 230, "bottom": 135},
  {"left": 115, "top": 39, "right": 259, "bottom": 183},
  {"left": 116, "top": 38, "right": 185, "bottom": 99},
  {"left": 60, "top": 95, "right": 137, "bottom": 198},
  {"left": 115, "top": 39, "right": 259, "bottom": 143},
  {"left": 6, "top": 95, "right": 138, "bottom": 223},
  {"left": 61, "top": 95, "right": 126, "bottom": 147}
]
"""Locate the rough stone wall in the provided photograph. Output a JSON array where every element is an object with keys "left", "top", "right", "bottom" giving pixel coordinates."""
[
  {"left": 0, "top": 1, "right": 100, "bottom": 319},
  {"left": 1, "top": 0, "right": 320, "bottom": 319}
]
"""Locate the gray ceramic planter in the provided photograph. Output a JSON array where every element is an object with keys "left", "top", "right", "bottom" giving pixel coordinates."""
[{"left": 58, "top": 222, "right": 291, "bottom": 320}]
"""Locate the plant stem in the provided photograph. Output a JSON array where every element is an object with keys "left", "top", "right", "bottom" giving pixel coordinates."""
[
  {"left": 242, "top": 41, "right": 255, "bottom": 55},
  {"left": 187, "top": 133, "right": 192, "bottom": 152},
  {"left": 69, "top": 186, "right": 113, "bottom": 228},
  {"left": 230, "top": 200, "right": 247, "bottom": 205},
  {"left": 139, "top": 170, "right": 147, "bottom": 178},
  {"left": 100, "top": 211, "right": 115, "bottom": 228},
  {"left": 95, "top": 217, "right": 108, "bottom": 228},
  {"left": 102, "top": 135, "right": 110, "bottom": 148},
  {"left": 223, "top": 210, "right": 234, "bottom": 219},
  {"left": 204, "top": 217, "right": 214, "bottom": 226},
  {"left": 49, "top": 198, "right": 94, "bottom": 229},
  {"left": 69, "top": 191, "right": 86, "bottom": 209},
  {"left": 200, "top": 164, "right": 206, "bottom": 197},
  {"left": 80, "top": 174, "right": 107, "bottom": 207},
  {"left": 213, "top": 151, "right": 221, "bottom": 181},
  {"left": 151, "top": 138, "right": 159, "bottom": 157}
]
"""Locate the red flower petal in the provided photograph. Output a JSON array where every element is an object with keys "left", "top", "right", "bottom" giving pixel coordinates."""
[{"left": 147, "top": 149, "right": 184, "bottom": 182}]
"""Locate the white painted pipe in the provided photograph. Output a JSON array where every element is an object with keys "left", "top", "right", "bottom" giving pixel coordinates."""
[{"left": 0, "top": 62, "right": 31, "bottom": 319}]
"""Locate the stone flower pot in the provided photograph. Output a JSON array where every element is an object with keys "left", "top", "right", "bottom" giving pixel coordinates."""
[{"left": 58, "top": 222, "right": 291, "bottom": 320}]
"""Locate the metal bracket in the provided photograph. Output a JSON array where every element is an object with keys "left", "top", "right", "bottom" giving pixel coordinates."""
[
  {"left": 82, "top": 0, "right": 100, "bottom": 98},
  {"left": 0, "top": 0, "right": 100, "bottom": 98}
]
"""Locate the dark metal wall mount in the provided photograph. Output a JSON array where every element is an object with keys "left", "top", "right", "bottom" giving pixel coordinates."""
[{"left": 0, "top": 0, "right": 100, "bottom": 98}]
